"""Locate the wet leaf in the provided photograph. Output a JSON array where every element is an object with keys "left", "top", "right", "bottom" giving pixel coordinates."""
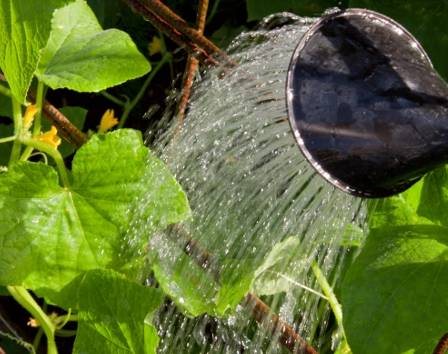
[
  {"left": 73, "top": 269, "right": 163, "bottom": 354},
  {"left": 149, "top": 231, "right": 253, "bottom": 317},
  {"left": 149, "top": 232, "right": 217, "bottom": 317},
  {"left": 342, "top": 168, "right": 448, "bottom": 354},
  {"left": 0, "top": 0, "right": 71, "bottom": 102},
  {"left": 0, "top": 129, "right": 189, "bottom": 295},
  {"left": 253, "top": 236, "right": 303, "bottom": 295},
  {"left": 36, "top": 0, "right": 150, "bottom": 92}
]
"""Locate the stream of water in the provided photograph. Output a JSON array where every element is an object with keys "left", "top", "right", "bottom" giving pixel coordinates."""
[{"left": 141, "top": 12, "right": 366, "bottom": 353}]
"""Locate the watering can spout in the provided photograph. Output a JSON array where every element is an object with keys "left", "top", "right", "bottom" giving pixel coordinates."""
[{"left": 286, "top": 8, "right": 448, "bottom": 197}]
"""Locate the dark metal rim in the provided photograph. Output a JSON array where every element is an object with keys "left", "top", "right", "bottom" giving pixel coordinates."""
[{"left": 285, "top": 8, "right": 432, "bottom": 198}]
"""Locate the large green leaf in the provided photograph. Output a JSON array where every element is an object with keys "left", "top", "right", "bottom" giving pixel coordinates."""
[
  {"left": 0, "top": 129, "right": 190, "bottom": 294},
  {"left": 73, "top": 269, "right": 163, "bottom": 354},
  {"left": 246, "top": 0, "right": 348, "bottom": 21},
  {"left": 36, "top": 0, "right": 150, "bottom": 92},
  {"left": 349, "top": 0, "right": 448, "bottom": 81},
  {"left": 418, "top": 166, "right": 448, "bottom": 226},
  {"left": 0, "top": 0, "right": 71, "bottom": 102},
  {"left": 342, "top": 168, "right": 448, "bottom": 354}
]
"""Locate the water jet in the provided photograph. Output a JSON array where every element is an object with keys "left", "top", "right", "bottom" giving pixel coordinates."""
[{"left": 137, "top": 7, "right": 448, "bottom": 353}]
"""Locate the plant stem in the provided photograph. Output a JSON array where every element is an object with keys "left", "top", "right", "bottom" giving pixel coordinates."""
[
  {"left": 176, "top": 0, "right": 209, "bottom": 128},
  {"left": 55, "top": 329, "right": 77, "bottom": 337},
  {"left": 9, "top": 98, "right": 22, "bottom": 166},
  {"left": 433, "top": 333, "right": 448, "bottom": 354},
  {"left": 0, "top": 73, "right": 87, "bottom": 148},
  {"left": 21, "top": 82, "right": 47, "bottom": 161},
  {"left": 118, "top": 53, "right": 171, "bottom": 128},
  {"left": 55, "top": 312, "right": 78, "bottom": 328},
  {"left": 244, "top": 293, "right": 319, "bottom": 354},
  {"left": 7, "top": 286, "right": 57, "bottom": 354},
  {"left": 100, "top": 91, "right": 126, "bottom": 106},
  {"left": 41, "top": 99, "right": 87, "bottom": 147},
  {"left": 0, "top": 136, "right": 16, "bottom": 143},
  {"left": 0, "top": 82, "right": 11, "bottom": 97},
  {"left": 20, "top": 137, "right": 70, "bottom": 188},
  {"left": 311, "top": 261, "right": 345, "bottom": 338},
  {"left": 146, "top": 0, "right": 225, "bottom": 60},
  {"left": 122, "top": 0, "right": 233, "bottom": 66},
  {"left": 33, "top": 328, "right": 44, "bottom": 351},
  {"left": 33, "top": 81, "right": 45, "bottom": 137}
]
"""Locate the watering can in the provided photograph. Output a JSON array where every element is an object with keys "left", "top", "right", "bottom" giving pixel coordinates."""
[{"left": 286, "top": 9, "right": 448, "bottom": 197}]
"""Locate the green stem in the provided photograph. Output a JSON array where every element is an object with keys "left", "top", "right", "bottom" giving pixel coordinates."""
[
  {"left": 21, "top": 82, "right": 47, "bottom": 161},
  {"left": 0, "top": 82, "right": 11, "bottom": 97},
  {"left": 0, "top": 135, "right": 15, "bottom": 143},
  {"left": 33, "top": 81, "right": 45, "bottom": 137},
  {"left": 55, "top": 312, "right": 78, "bottom": 328},
  {"left": 100, "top": 91, "right": 126, "bottom": 106},
  {"left": 7, "top": 286, "right": 57, "bottom": 354},
  {"left": 9, "top": 98, "right": 22, "bottom": 166},
  {"left": 55, "top": 329, "right": 77, "bottom": 337},
  {"left": 33, "top": 328, "right": 44, "bottom": 351},
  {"left": 311, "top": 260, "right": 345, "bottom": 338},
  {"left": 20, "top": 137, "right": 70, "bottom": 187},
  {"left": 118, "top": 53, "right": 171, "bottom": 128}
]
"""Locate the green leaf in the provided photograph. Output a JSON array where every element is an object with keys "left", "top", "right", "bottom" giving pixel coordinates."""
[
  {"left": 253, "top": 236, "right": 303, "bottom": 295},
  {"left": 417, "top": 166, "right": 448, "bottom": 226},
  {"left": 73, "top": 269, "right": 163, "bottom": 354},
  {"left": 334, "top": 339, "right": 352, "bottom": 354},
  {"left": 149, "top": 235, "right": 304, "bottom": 316},
  {"left": 348, "top": 0, "right": 448, "bottom": 80},
  {"left": 342, "top": 170, "right": 448, "bottom": 354},
  {"left": 0, "top": 129, "right": 190, "bottom": 295},
  {"left": 246, "top": 0, "right": 348, "bottom": 21},
  {"left": 0, "top": 0, "right": 71, "bottom": 102},
  {"left": 36, "top": 0, "right": 150, "bottom": 92},
  {"left": 42, "top": 106, "right": 87, "bottom": 158},
  {"left": 149, "top": 232, "right": 217, "bottom": 317},
  {"left": 149, "top": 231, "right": 252, "bottom": 317}
]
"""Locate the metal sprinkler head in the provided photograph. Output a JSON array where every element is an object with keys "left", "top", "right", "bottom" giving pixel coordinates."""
[{"left": 286, "top": 8, "right": 448, "bottom": 198}]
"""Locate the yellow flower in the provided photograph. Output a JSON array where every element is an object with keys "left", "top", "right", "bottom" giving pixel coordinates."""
[
  {"left": 27, "top": 317, "right": 39, "bottom": 327},
  {"left": 23, "top": 104, "right": 37, "bottom": 130},
  {"left": 38, "top": 126, "right": 61, "bottom": 149},
  {"left": 98, "top": 109, "right": 119, "bottom": 133},
  {"left": 148, "top": 36, "right": 162, "bottom": 56}
]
